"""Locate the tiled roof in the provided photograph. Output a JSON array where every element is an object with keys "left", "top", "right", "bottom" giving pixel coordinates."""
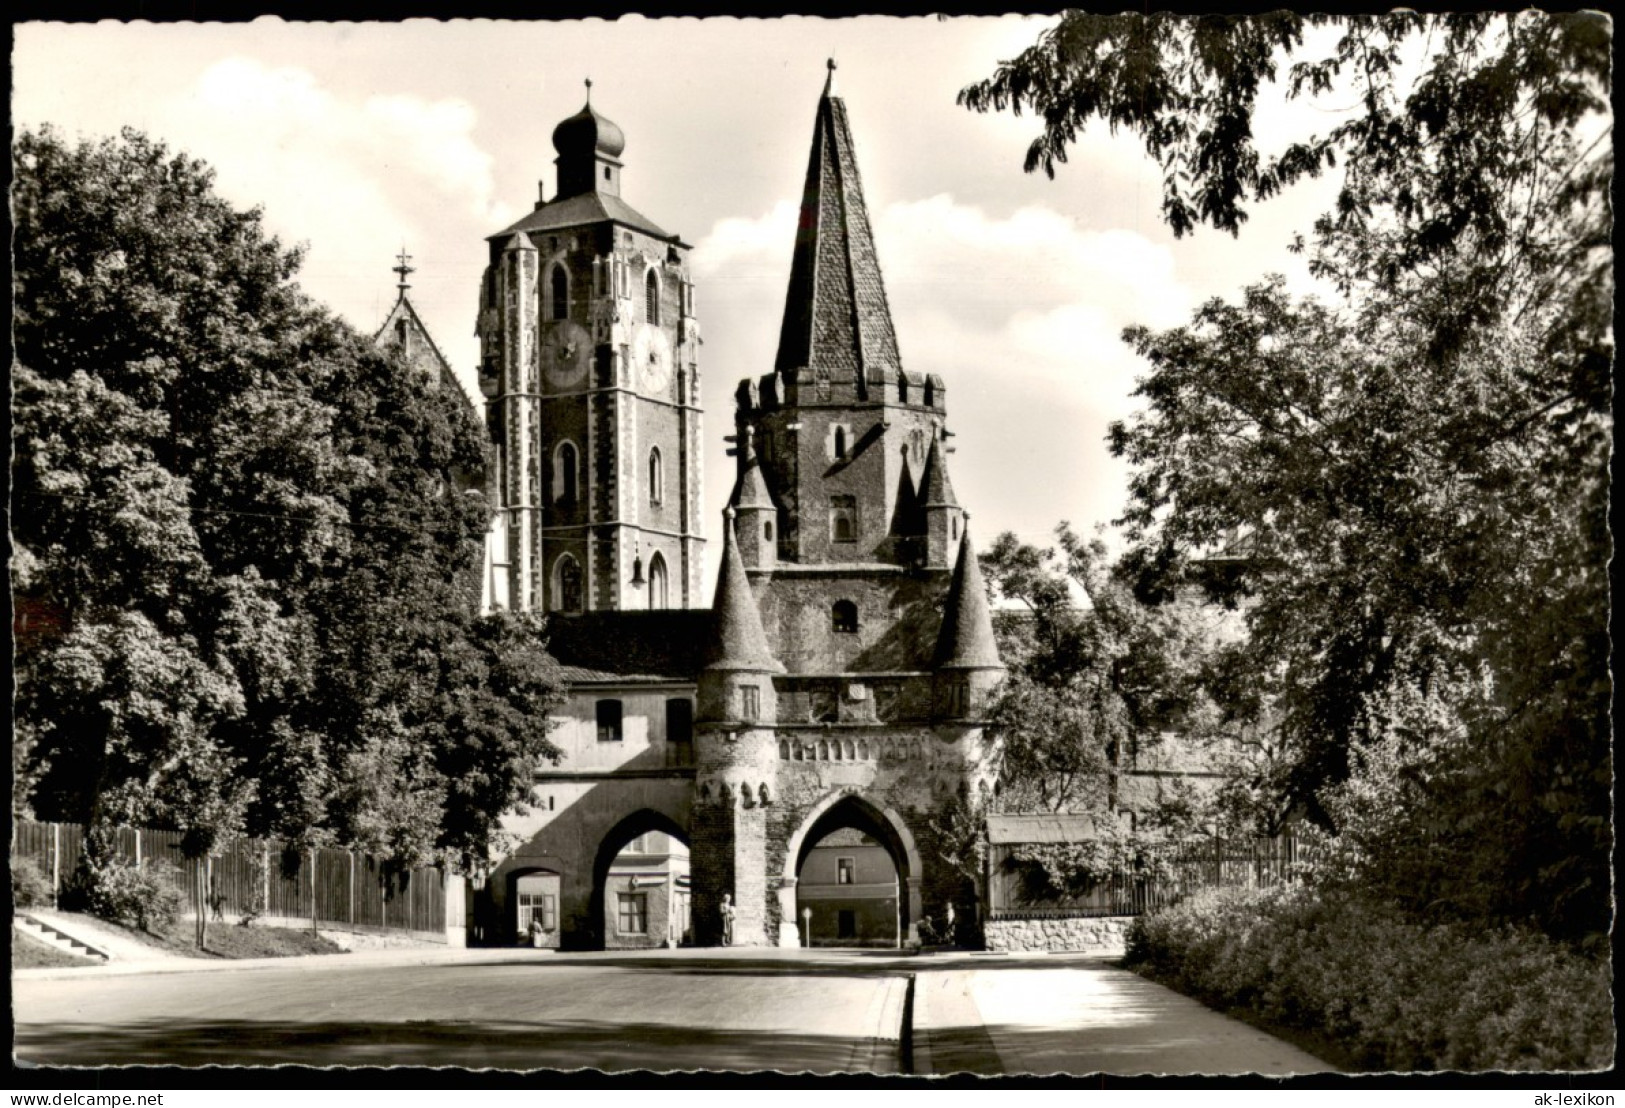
[
  {"left": 544, "top": 610, "right": 711, "bottom": 682},
  {"left": 987, "top": 813, "right": 1104, "bottom": 845},
  {"left": 773, "top": 87, "right": 901, "bottom": 384},
  {"left": 933, "top": 528, "right": 1003, "bottom": 671},
  {"left": 703, "top": 514, "right": 783, "bottom": 673},
  {"left": 916, "top": 437, "right": 959, "bottom": 509},
  {"left": 491, "top": 191, "right": 676, "bottom": 244}
]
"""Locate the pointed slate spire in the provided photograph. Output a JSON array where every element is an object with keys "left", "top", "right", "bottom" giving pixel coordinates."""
[
  {"left": 773, "top": 67, "right": 902, "bottom": 389},
  {"left": 933, "top": 525, "right": 1002, "bottom": 671},
  {"left": 704, "top": 509, "right": 782, "bottom": 673},
  {"left": 917, "top": 436, "right": 959, "bottom": 509}
]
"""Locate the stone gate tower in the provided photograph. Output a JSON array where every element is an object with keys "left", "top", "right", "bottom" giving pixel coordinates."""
[
  {"left": 689, "top": 65, "right": 1005, "bottom": 947},
  {"left": 477, "top": 84, "right": 704, "bottom": 614}
]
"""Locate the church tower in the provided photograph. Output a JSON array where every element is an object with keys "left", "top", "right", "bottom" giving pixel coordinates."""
[{"left": 477, "top": 83, "right": 703, "bottom": 614}]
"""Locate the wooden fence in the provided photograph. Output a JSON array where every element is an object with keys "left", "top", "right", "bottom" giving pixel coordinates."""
[
  {"left": 12, "top": 819, "right": 449, "bottom": 941},
  {"left": 988, "top": 835, "right": 1305, "bottom": 920}
]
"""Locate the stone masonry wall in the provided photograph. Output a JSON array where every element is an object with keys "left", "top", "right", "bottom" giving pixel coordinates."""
[{"left": 984, "top": 916, "right": 1132, "bottom": 956}]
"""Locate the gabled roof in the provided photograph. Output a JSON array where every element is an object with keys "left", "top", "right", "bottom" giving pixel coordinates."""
[
  {"left": 703, "top": 512, "right": 783, "bottom": 674},
  {"left": 490, "top": 190, "right": 678, "bottom": 245},
  {"left": 544, "top": 610, "right": 711, "bottom": 682},
  {"left": 933, "top": 527, "right": 1003, "bottom": 671},
  {"left": 916, "top": 437, "right": 959, "bottom": 510},
  {"left": 373, "top": 291, "right": 473, "bottom": 408},
  {"left": 772, "top": 79, "right": 901, "bottom": 384},
  {"left": 987, "top": 813, "right": 1105, "bottom": 845}
]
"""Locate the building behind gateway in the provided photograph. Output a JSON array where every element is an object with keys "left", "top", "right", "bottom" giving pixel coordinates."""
[{"left": 424, "top": 67, "right": 1006, "bottom": 949}]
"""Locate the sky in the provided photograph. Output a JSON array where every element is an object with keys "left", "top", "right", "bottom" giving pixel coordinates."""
[{"left": 13, "top": 17, "right": 1345, "bottom": 590}]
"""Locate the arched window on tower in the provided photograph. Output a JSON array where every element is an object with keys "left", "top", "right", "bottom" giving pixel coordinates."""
[
  {"left": 550, "top": 264, "right": 569, "bottom": 321},
  {"left": 645, "top": 269, "right": 660, "bottom": 326},
  {"left": 554, "top": 441, "right": 579, "bottom": 504},
  {"left": 833, "top": 426, "right": 848, "bottom": 460},
  {"left": 832, "top": 600, "right": 858, "bottom": 634},
  {"left": 830, "top": 495, "right": 857, "bottom": 543},
  {"left": 647, "top": 552, "right": 669, "bottom": 609},
  {"left": 648, "top": 447, "right": 663, "bottom": 506},
  {"left": 553, "top": 554, "right": 583, "bottom": 614}
]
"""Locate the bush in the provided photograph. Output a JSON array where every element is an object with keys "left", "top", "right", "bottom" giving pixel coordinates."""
[
  {"left": 11, "top": 856, "right": 53, "bottom": 908},
  {"left": 62, "top": 857, "right": 185, "bottom": 933},
  {"left": 1125, "top": 885, "right": 1614, "bottom": 1071}
]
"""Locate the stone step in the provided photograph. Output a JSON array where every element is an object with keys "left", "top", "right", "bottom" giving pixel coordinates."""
[{"left": 14, "top": 914, "right": 111, "bottom": 962}]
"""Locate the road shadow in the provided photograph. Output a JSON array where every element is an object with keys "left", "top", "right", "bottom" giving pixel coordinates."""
[
  {"left": 15, "top": 1017, "right": 902, "bottom": 1074},
  {"left": 442, "top": 951, "right": 1112, "bottom": 979}
]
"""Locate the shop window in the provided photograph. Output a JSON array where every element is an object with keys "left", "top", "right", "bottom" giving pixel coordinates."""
[{"left": 596, "top": 698, "right": 623, "bottom": 742}]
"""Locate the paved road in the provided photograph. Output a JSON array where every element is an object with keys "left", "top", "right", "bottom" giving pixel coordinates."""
[
  {"left": 912, "top": 957, "right": 1333, "bottom": 1076},
  {"left": 14, "top": 948, "right": 1333, "bottom": 1075},
  {"left": 13, "top": 951, "right": 907, "bottom": 1073}
]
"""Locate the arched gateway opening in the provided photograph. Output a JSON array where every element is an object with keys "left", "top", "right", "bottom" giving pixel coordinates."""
[
  {"left": 785, "top": 794, "right": 918, "bottom": 948},
  {"left": 589, "top": 810, "right": 691, "bottom": 950}
]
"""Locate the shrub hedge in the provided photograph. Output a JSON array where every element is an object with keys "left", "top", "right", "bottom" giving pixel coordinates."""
[
  {"left": 61, "top": 857, "right": 185, "bottom": 934},
  {"left": 12, "top": 856, "right": 53, "bottom": 908},
  {"left": 1124, "top": 885, "right": 1614, "bottom": 1072}
]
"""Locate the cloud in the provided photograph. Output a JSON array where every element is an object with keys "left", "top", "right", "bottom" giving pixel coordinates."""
[{"left": 160, "top": 57, "right": 513, "bottom": 338}]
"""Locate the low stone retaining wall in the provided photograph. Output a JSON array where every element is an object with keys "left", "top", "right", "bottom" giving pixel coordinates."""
[{"left": 984, "top": 915, "right": 1133, "bottom": 955}]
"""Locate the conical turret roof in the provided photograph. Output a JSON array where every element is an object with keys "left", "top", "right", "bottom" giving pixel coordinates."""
[
  {"left": 933, "top": 527, "right": 1003, "bottom": 671},
  {"left": 917, "top": 436, "right": 959, "bottom": 509},
  {"left": 773, "top": 67, "right": 902, "bottom": 385},
  {"left": 731, "top": 454, "right": 777, "bottom": 512},
  {"left": 703, "top": 510, "right": 783, "bottom": 673}
]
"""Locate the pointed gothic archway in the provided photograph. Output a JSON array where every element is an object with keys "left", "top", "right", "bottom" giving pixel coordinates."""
[
  {"left": 588, "top": 809, "right": 691, "bottom": 951},
  {"left": 778, "top": 791, "right": 923, "bottom": 948}
]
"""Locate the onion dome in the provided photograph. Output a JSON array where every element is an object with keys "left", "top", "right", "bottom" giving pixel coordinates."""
[{"left": 552, "top": 99, "right": 626, "bottom": 162}]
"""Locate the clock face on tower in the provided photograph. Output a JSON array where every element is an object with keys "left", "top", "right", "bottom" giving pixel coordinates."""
[
  {"left": 543, "top": 321, "right": 591, "bottom": 389},
  {"left": 633, "top": 325, "right": 672, "bottom": 395}
]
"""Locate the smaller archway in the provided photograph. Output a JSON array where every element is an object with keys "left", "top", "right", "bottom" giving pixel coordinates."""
[
  {"left": 589, "top": 809, "right": 691, "bottom": 951},
  {"left": 784, "top": 793, "right": 922, "bottom": 949}
]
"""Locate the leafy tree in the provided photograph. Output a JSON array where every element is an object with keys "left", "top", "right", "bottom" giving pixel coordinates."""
[
  {"left": 964, "top": 14, "right": 1611, "bottom": 940},
  {"left": 980, "top": 525, "right": 1226, "bottom": 818},
  {"left": 12, "top": 126, "right": 563, "bottom": 883}
]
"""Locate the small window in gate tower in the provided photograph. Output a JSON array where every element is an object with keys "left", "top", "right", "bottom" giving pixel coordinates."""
[
  {"left": 740, "top": 685, "right": 761, "bottom": 722},
  {"left": 596, "top": 699, "right": 624, "bottom": 742},
  {"left": 832, "top": 600, "right": 858, "bottom": 634}
]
